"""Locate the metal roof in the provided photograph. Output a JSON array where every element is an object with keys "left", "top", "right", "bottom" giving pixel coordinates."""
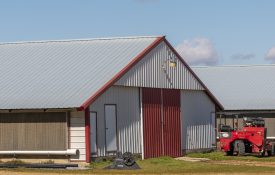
[
  {"left": 192, "top": 65, "right": 275, "bottom": 110},
  {"left": 0, "top": 36, "right": 160, "bottom": 109}
]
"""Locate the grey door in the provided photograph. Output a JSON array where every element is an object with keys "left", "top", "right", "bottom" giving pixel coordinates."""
[
  {"left": 90, "top": 112, "right": 97, "bottom": 154},
  {"left": 105, "top": 105, "right": 117, "bottom": 152}
]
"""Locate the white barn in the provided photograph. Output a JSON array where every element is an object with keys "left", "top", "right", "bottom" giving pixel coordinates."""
[{"left": 0, "top": 36, "right": 222, "bottom": 162}]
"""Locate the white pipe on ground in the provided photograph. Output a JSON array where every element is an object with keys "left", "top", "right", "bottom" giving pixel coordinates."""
[{"left": 0, "top": 149, "right": 78, "bottom": 156}]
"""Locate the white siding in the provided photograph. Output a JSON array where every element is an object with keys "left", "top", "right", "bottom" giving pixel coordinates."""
[
  {"left": 181, "top": 90, "right": 216, "bottom": 151},
  {"left": 90, "top": 86, "right": 141, "bottom": 157},
  {"left": 69, "top": 111, "right": 86, "bottom": 161},
  {"left": 115, "top": 41, "right": 204, "bottom": 90}
]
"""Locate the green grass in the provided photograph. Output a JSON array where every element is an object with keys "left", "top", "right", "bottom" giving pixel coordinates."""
[
  {"left": 2, "top": 156, "right": 275, "bottom": 174},
  {"left": 187, "top": 151, "right": 275, "bottom": 162},
  {"left": 3, "top": 159, "right": 26, "bottom": 164}
]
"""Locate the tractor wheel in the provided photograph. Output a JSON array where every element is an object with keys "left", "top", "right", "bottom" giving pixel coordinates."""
[
  {"left": 225, "top": 151, "right": 233, "bottom": 156},
  {"left": 267, "top": 150, "right": 272, "bottom": 157},
  {"left": 234, "top": 140, "right": 245, "bottom": 156}
]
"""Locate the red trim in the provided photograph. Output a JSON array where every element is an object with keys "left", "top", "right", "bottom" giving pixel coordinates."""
[
  {"left": 67, "top": 112, "right": 71, "bottom": 149},
  {"left": 162, "top": 38, "right": 224, "bottom": 110},
  {"left": 85, "top": 107, "right": 91, "bottom": 163},
  {"left": 78, "top": 36, "right": 223, "bottom": 111},
  {"left": 78, "top": 36, "right": 165, "bottom": 110}
]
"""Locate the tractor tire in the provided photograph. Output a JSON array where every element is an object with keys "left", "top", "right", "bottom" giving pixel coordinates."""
[
  {"left": 234, "top": 140, "right": 245, "bottom": 156},
  {"left": 225, "top": 151, "right": 233, "bottom": 156},
  {"left": 267, "top": 150, "right": 272, "bottom": 157}
]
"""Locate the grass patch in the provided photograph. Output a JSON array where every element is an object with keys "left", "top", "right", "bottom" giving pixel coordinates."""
[
  {"left": 2, "top": 156, "right": 275, "bottom": 174},
  {"left": 40, "top": 160, "right": 55, "bottom": 164},
  {"left": 4, "top": 159, "right": 26, "bottom": 164},
  {"left": 134, "top": 156, "right": 275, "bottom": 174},
  {"left": 89, "top": 160, "right": 111, "bottom": 169},
  {"left": 187, "top": 151, "right": 275, "bottom": 162}
]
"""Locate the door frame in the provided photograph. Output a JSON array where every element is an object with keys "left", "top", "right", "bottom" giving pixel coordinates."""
[
  {"left": 140, "top": 88, "right": 144, "bottom": 159},
  {"left": 104, "top": 104, "right": 118, "bottom": 155}
]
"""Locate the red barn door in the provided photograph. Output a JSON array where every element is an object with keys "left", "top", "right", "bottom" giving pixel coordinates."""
[
  {"left": 142, "top": 88, "right": 181, "bottom": 159},
  {"left": 142, "top": 88, "right": 163, "bottom": 158},
  {"left": 163, "top": 89, "right": 182, "bottom": 157}
]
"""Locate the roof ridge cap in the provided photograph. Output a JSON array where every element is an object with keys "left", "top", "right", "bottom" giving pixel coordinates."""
[{"left": 0, "top": 35, "right": 163, "bottom": 46}]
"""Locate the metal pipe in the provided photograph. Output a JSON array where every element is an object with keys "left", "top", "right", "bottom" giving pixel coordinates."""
[{"left": 0, "top": 149, "right": 78, "bottom": 155}]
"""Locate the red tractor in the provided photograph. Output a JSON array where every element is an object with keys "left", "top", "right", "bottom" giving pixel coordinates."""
[{"left": 219, "top": 117, "right": 275, "bottom": 156}]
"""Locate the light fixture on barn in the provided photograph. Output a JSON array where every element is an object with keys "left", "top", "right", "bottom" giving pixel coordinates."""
[
  {"left": 161, "top": 59, "right": 177, "bottom": 70},
  {"left": 162, "top": 50, "right": 177, "bottom": 69},
  {"left": 169, "top": 59, "right": 177, "bottom": 68}
]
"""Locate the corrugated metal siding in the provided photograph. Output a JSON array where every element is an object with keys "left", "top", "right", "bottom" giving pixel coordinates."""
[
  {"left": 115, "top": 41, "right": 204, "bottom": 90},
  {"left": 181, "top": 90, "right": 216, "bottom": 150},
  {"left": 69, "top": 111, "right": 86, "bottom": 161},
  {"left": 0, "top": 112, "right": 67, "bottom": 151},
  {"left": 0, "top": 36, "right": 158, "bottom": 109},
  {"left": 89, "top": 86, "right": 141, "bottom": 157},
  {"left": 163, "top": 89, "right": 182, "bottom": 157},
  {"left": 142, "top": 88, "right": 181, "bottom": 158},
  {"left": 142, "top": 88, "right": 163, "bottom": 158}
]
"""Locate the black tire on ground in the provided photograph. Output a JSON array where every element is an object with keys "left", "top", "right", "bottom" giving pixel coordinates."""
[
  {"left": 225, "top": 151, "right": 233, "bottom": 156},
  {"left": 267, "top": 150, "right": 272, "bottom": 157},
  {"left": 234, "top": 140, "right": 245, "bottom": 156}
]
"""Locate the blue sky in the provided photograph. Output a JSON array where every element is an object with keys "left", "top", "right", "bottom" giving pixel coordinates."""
[{"left": 1, "top": 0, "right": 275, "bottom": 65}]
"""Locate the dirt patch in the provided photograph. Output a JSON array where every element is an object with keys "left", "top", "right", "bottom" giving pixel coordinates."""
[
  {"left": 1, "top": 171, "right": 275, "bottom": 175},
  {"left": 209, "top": 160, "right": 275, "bottom": 168},
  {"left": 177, "top": 156, "right": 275, "bottom": 168},
  {"left": 175, "top": 157, "right": 210, "bottom": 162}
]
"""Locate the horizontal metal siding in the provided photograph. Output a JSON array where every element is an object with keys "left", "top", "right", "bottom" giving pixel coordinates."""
[
  {"left": 115, "top": 41, "right": 204, "bottom": 90},
  {"left": 0, "top": 112, "right": 67, "bottom": 151},
  {"left": 89, "top": 86, "right": 141, "bottom": 157},
  {"left": 69, "top": 111, "right": 86, "bottom": 161},
  {"left": 181, "top": 90, "right": 216, "bottom": 150}
]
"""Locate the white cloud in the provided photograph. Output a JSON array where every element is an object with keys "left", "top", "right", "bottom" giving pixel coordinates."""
[
  {"left": 265, "top": 47, "right": 275, "bottom": 63},
  {"left": 175, "top": 38, "right": 218, "bottom": 66}
]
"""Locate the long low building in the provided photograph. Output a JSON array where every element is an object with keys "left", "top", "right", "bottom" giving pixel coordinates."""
[
  {"left": 193, "top": 65, "right": 275, "bottom": 138},
  {"left": 0, "top": 36, "right": 222, "bottom": 162}
]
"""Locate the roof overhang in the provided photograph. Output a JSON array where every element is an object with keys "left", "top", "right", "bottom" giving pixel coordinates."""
[
  {"left": 0, "top": 108, "right": 76, "bottom": 113},
  {"left": 216, "top": 110, "right": 275, "bottom": 115}
]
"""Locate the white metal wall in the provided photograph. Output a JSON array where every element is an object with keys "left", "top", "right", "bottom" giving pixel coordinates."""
[
  {"left": 115, "top": 41, "right": 204, "bottom": 90},
  {"left": 181, "top": 90, "right": 216, "bottom": 150},
  {"left": 69, "top": 111, "right": 86, "bottom": 161},
  {"left": 89, "top": 86, "right": 141, "bottom": 157}
]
